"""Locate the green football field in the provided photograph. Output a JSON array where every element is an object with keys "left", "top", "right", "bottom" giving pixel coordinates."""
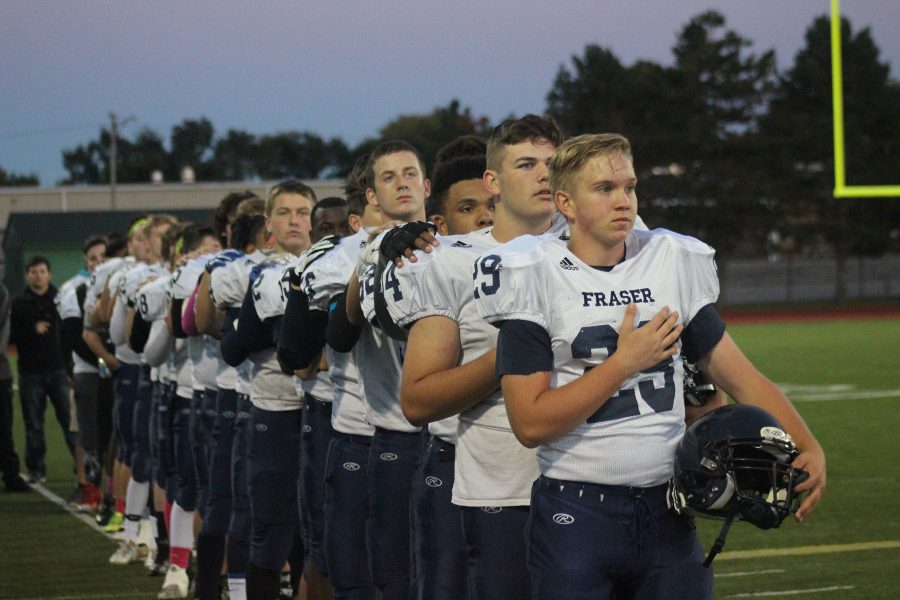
[{"left": 1, "top": 317, "right": 898, "bottom": 599}]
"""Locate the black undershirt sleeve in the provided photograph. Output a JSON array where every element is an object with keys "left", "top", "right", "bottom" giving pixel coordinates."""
[
  {"left": 128, "top": 310, "right": 153, "bottom": 353},
  {"left": 496, "top": 319, "right": 554, "bottom": 379},
  {"left": 325, "top": 291, "right": 362, "bottom": 353},
  {"left": 219, "top": 307, "right": 244, "bottom": 367},
  {"left": 680, "top": 303, "right": 726, "bottom": 363},
  {"left": 169, "top": 299, "right": 187, "bottom": 339},
  {"left": 278, "top": 286, "right": 328, "bottom": 373}
]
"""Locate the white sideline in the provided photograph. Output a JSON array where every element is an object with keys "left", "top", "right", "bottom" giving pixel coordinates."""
[
  {"left": 28, "top": 481, "right": 115, "bottom": 539},
  {"left": 727, "top": 585, "right": 854, "bottom": 597}
]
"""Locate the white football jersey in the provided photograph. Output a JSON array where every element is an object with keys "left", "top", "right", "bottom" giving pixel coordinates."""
[
  {"left": 247, "top": 253, "right": 302, "bottom": 411},
  {"left": 303, "top": 230, "right": 372, "bottom": 435},
  {"left": 384, "top": 227, "right": 537, "bottom": 506},
  {"left": 210, "top": 250, "right": 269, "bottom": 309},
  {"left": 137, "top": 275, "right": 172, "bottom": 322},
  {"left": 357, "top": 241, "right": 418, "bottom": 433},
  {"left": 209, "top": 250, "right": 268, "bottom": 395},
  {"left": 475, "top": 228, "right": 719, "bottom": 487}
]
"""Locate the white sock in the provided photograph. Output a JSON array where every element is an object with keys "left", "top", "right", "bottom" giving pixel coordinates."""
[
  {"left": 124, "top": 479, "right": 150, "bottom": 518},
  {"left": 169, "top": 501, "right": 196, "bottom": 552},
  {"left": 227, "top": 576, "right": 247, "bottom": 600}
]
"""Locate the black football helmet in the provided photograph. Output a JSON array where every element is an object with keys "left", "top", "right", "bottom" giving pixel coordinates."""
[
  {"left": 682, "top": 360, "right": 717, "bottom": 406},
  {"left": 674, "top": 404, "right": 809, "bottom": 565}
]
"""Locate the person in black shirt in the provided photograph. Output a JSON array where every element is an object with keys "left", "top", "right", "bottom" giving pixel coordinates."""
[
  {"left": 0, "top": 282, "right": 29, "bottom": 491},
  {"left": 10, "top": 256, "right": 76, "bottom": 482}
]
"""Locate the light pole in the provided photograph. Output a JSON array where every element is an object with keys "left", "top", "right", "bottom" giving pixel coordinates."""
[{"left": 108, "top": 112, "right": 135, "bottom": 210}]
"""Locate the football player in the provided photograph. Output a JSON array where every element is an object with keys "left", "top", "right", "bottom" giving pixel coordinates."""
[
  {"left": 382, "top": 116, "right": 562, "bottom": 599},
  {"left": 333, "top": 140, "right": 433, "bottom": 600},
  {"left": 478, "top": 133, "right": 826, "bottom": 599},
  {"left": 282, "top": 156, "right": 382, "bottom": 600},
  {"left": 223, "top": 180, "right": 315, "bottom": 599}
]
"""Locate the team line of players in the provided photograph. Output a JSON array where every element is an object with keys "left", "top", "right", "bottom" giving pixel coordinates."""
[{"left": 72, "top": 114, "right": 825, "bottom": 600}]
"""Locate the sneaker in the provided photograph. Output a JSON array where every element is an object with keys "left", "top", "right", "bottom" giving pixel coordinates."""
[
  {"left": 104, "top": 511, "right": 125, "bottom": 534},
  {"left": 158, "top": 564, "right": 190, "bottom": 599},
  {"left": 4, "top": 476, "right": 31, "bottom": 493},
  {"left": 75, "top": 483, "right": 102, "bottom": 513},
  {"left": 109, "top": 540, "right": 141, "bottom": 565},
  {"left": 144, "top": 547, "right": 158, "bottom": 571},
  {"left": 28, "top": 472, "right": 47, "bottom": 484},
  {"left": 149, "top": 541, "right": 169, "bottom": 576}
]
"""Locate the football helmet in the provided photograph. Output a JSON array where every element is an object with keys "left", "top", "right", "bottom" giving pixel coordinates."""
[
  {"left": 674, "top": 404, "right": 808, "bottom": 565},
  {"left": 682, "top": 360, "right": 717, "bottom": 406}
]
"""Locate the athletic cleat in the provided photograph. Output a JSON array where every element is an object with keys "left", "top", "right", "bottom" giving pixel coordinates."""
[
  {"left": 144, "top": 547, "right": 159, "bottom": 571},
  {"left": 75, "top": 483, "right": 102, "bottom": 513},
  {"left": 158, "top": 564, "right": 190, "bottom": 599},
  {"left": 104, "top": 511, "right": 125, "bottom": 534},
  {"left": 109, "top": 540, "right": 141, "bottom": 565}
]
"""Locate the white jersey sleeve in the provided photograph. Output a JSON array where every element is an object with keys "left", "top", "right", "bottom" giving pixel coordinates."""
[
  {"left": 302, "top": 231, "right": 366, "bottom": 312},
  {"left": 473, "top": 234, "right": 554, "bottom": 329},
  {"left": 57, "top": 286, "right": 82, "bottom": 321},
  {"left": 170, "top": 259, "right": 205, "bottom": 301},
  {"left": 383, "top": 240, "right": 460, "bottom": 327},
  {"left": 210, "top": 251, "right": 268, "bottom": 308},
  {"left": 253, "top": 264, "right": 289, "bottom": 320},
  {"left": 137, "top": 275, "right": 172, "bottom": 322}
]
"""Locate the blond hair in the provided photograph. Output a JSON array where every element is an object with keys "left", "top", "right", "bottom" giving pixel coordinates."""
[
  {"left": 265, "top": 179, "right": 317, "bottom": 216},
  {"left": 549, "top": 133, "right": 632, "bottom": 195}
]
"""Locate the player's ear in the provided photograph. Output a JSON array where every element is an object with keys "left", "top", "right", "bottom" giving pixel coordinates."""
[
  {"left": 423, "top": 178, "right": 431, "bottom": 198},
  {"left": 429, "top": 214, "right": 448, "bottom": 236},
  {"left": 365, "top": 187, "right": 379, "bottom": 208},
  {"left": 483, "top": 169, "right": 501, "bottom": 197},
  {"left": 348, "top": 213, "right": 363, "bottom": 234},
  {"left": 556, "top": 190, "right": 575, "bottom": 220}
]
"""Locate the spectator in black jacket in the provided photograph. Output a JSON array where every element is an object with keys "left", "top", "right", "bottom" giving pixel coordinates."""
[
  {"left": 0, "top": 282, "right": 29, "bottom": 491},
  {"left": 10, "top": 256, "right": 76, "bottom": 483}
]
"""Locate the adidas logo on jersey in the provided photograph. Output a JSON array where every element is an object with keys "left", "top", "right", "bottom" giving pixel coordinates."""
[
  {"left": 451, "top": 240, "right": 472, "bottom": 248},
  {"left": 559, "top": 257, "right": 579, "bottom": 271}
]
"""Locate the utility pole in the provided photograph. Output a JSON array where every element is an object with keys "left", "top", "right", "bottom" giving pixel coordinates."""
[{"left": 108, "top": 112, "right": 135, "bottom": 210}]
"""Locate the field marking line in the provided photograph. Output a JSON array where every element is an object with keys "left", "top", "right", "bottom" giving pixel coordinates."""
[
  {"left": 28, "top": 482, "right": 115, "bottom": 539},
  {"left": 778, "top": 384, "right": 855, "bottom": 393},
  {"left": 716, "top": 569, "right": 786, "bottom": 578},
  {"left": 718, "top": 540, "right": 900, "bottom": 560},
  {"left": 790, "top": 390, "right": 900, "bottom": 402},
  {"left": 728, "top": 585, "right": 854, "bottom": 597}
]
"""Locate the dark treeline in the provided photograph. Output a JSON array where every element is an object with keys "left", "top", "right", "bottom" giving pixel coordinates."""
[{"left": 9, "top": 12, "right": 900, "bottom": 263}]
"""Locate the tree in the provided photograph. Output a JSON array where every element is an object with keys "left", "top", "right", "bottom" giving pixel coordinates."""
[
  {"left": 0, "top": 166, "right": 39, "bottom": 186},
  {"left": 760, "top": 16, "right": 900, "bottom": 298},
  {"left": 210, "top": 129, "right": 258, "bottom": 181},
  {"left": 349, "top": 100, "right": 492, "bottom": 175},
  {"left": 169, "top": 118, "right": 215, "bottom": 180},
  {"left": 546, "top": 11, "right": 778, "bottom": 261}
]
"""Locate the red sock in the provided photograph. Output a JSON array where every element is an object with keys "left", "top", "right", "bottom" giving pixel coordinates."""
[
  {"left": 170, "top": 546, "right": 191, "bottom": 569},
  {"left": 164, "top": 500, "right": 172, "bottom": 534},
  {"left": 115, "top": 498, "right": 125, "bottom": 514}
]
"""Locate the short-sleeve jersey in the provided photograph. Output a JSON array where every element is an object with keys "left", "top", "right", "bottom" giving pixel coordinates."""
[
  {"left": 209, "top": 250, "right": 268, "bottom": 395},
  {"left": 355, "top": 234, "right": 418, "bottom": 433},
  {"left": 58, "top": 283, "right": 97, "bottom": 375},
  {"left": 137, "top": 275, "right": 172, "bottom": 322},
  {"left": 303, "top": 230, "right": 372, "bottom": 435},
  {"left": 384, "top": 227, "right": 537, "bottom": 506},
  {"left": 246, "top": 253, "right": 302, "bottom": 411},
  {"left": 476, "top": 228, "right": 719, "bottom": 487},
  {"left": 210, "top": 250, "right": 269, "bottom": 309}
]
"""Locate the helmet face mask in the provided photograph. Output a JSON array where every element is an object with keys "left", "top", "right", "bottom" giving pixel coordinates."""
[{"left": 675, "top": 405, "right": 809, "bottom": 530}]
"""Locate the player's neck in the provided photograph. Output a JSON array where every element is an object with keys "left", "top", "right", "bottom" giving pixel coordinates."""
[
  {"left": 490, "top": 210, "right": 552, "bottom": 244},
  {"left": 568, "top": 233, "right": 625, "bottom": 268}
]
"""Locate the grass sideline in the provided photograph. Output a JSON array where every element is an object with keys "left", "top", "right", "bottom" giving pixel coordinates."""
[{"left": 1, "top": 317, "right": 898, "bottom": 599}]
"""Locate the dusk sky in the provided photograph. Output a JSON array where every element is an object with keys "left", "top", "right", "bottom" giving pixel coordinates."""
[{"left": 2, "top": 0, "right": 897, "bottom": 185}]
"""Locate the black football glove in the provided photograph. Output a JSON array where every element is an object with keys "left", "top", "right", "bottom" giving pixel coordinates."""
[{"left": 379, "top": 221, "right": 436, "bottom": 264}]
